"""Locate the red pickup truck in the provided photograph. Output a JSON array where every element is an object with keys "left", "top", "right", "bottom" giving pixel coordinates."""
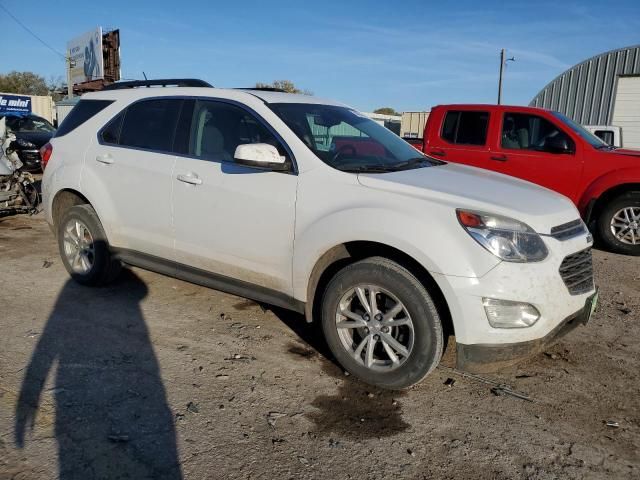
[{"left": 406, "top": 104, "right": 640, "bottom": 255}]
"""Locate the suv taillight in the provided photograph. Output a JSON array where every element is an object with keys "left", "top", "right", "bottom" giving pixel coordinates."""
[{"left": 40, "top": 142, "right": 52, "bottom": 170}]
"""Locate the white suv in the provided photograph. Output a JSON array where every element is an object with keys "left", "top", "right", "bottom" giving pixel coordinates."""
[{"left": 42, "top": 79, "right": 597, "bottom": 389}]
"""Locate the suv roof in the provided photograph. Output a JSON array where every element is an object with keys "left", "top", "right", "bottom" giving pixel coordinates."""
[{"left": 83, "top": 78, "right": 343, "bottom": 107}]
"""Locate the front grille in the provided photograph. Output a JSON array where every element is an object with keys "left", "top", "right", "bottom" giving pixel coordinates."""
[
  {"left": 559, "top": 248, "right": 594, "bottom": 295},
  {"left": 550, "top": 219, "right": 587, "bottom": 241},
  {"left": 18, "top": 150, "right": 41, "bottom": 163}
]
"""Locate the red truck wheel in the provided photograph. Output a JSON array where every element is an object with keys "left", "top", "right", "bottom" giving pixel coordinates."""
[{"left": 597, "top": 192, "right": 640, "bottom": 256}]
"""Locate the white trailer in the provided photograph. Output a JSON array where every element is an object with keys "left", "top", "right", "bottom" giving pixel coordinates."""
[
  {"left": 400, "top": 111, "right": 430, "bottom": 139},
  {"left": 612, "top": 75, "right": 640, "bottom": 149}
]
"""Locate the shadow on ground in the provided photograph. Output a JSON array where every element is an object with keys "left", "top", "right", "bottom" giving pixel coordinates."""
[
  {"left": 14, "top": 269, "right": 182, "bottom": 479},
  {"left": 266, "top": 305, "right": 411, "bottom": 439}
]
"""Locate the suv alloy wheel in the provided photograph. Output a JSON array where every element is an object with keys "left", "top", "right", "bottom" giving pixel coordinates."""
[{"left": 57, "top": 205, "right": 122, "bottom": 285}]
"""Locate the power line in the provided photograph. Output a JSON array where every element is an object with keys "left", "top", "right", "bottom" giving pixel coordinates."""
[{"left": 0, "top": 2, "right": 66, "bottom": 60}]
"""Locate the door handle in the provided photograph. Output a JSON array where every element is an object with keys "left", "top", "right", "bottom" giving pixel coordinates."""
[
  {"left": 96, "top": 154, "right": 114, "bottom": 164},
  {"left": 430, "top": 150, "right": 447, "bottom": 157},
  {"left": 176, "top": 173, "right": 202, "bottom": 185},
  {"left": 490, "top": 154, "right": 508, "bottom": 162}
]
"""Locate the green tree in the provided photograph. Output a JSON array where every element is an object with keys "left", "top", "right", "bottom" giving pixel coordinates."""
[
  {"left": 255, "top": 80, "right": 312, "bottom": 95},
  {"left": 0, "top": 71, "right": 49, "bottom": 96},
  {"left": 373, "top": 107, "right": 399, "bottom": 116}
]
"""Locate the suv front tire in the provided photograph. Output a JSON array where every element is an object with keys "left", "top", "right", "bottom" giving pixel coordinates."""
[{"left": 321, "top": 257, "right": 443, "bottom": 389}]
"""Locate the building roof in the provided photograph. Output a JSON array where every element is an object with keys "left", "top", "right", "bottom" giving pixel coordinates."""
[{"left": 530, "top": 45, "right": 640, "bottom": 125}]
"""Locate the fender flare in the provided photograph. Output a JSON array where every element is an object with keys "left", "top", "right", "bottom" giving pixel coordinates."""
[{"left": 578, "top": 169, "right": 640, "bottom": 218}]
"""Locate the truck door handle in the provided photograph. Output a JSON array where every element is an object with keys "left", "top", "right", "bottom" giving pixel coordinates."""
[
  {"left": 490, "top": 154, "right": 508, "bottom": 162},
  {"left": 176, "top": 173, "right": 202, "bottom": 185},
  {"left": 96, "top": 154, "right": 114, "bottom": 164},
  {"left": 430, "top": 150, "right": 447, "bottom": 157}
]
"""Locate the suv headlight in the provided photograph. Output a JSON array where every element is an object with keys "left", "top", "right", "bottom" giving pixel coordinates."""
[
  {"left": 456, "top": 209, "right": 548, "bottom": 262},
  {"left": 16, "top": 138, "right": 36, "bottom": 148}
]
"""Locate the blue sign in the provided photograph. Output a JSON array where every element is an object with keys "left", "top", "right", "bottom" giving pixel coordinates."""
[{"left": 0, "top": 94, "right": 32, "bottom": 115}]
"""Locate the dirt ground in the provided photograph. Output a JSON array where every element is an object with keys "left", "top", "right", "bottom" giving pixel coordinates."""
[{"left": 0, "top": 212, "right": 638, "bottom": 480}]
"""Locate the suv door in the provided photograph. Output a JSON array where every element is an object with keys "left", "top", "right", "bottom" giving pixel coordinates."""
[
  {"left": 82, "top": 98, "right": 182, "bottom": 259},
  {"left": 426, "top": 109, "right": 492, "bottom": 167},
  {"left": 171, "top": 99, "right": 297, "bottom": 295},
  {"left": 490, "top": 112, "right": 581, "bottom": 200}
]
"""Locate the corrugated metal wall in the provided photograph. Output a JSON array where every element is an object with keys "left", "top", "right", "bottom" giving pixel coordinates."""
[{"left": 530, "top": 45, "right": 640, "bottom": 125}]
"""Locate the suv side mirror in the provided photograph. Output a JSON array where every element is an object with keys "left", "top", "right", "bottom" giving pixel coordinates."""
[
  {"left": 546, "top": 135, "right": 574, "bottom": 154},
  {"left": 234, "top": 143, "right": 289, "bottom": 171}
]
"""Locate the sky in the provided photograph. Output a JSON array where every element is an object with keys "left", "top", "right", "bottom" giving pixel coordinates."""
[{"left": 1, "top": 0, "right": 639, "bottom": 112}]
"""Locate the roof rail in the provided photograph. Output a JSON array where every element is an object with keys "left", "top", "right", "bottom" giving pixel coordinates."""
[
  {"left": 237, "top": 87, "right": 287, "bottom": 93},
  {"left": 103, "top": 79, "right": 213, "bottom": 90}
]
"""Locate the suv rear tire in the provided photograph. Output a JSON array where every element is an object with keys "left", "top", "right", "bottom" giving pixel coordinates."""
[
  {"left": 57, "top": 204, "right": 122, "bottom": 285},
  {"left": 597, "top": 192, "right": 640, "bottom": 256},
  {"left": 321, "top": 257, "right": 443, "bottom": 390}
]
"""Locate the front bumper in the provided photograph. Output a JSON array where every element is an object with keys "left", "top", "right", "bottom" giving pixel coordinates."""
[
  {"left": 456, "top": 291, "right": 597, "bottom": 373},
  {"left": 17, "top": 149, "right": 42, "bottom": 172}
]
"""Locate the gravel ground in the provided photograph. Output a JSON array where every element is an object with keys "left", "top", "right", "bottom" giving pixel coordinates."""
[{"left": 0, "top": 212, "right": 638, "bottom": 480}]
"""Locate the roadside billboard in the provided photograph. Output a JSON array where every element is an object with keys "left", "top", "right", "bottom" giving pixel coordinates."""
[
  {"left": 0, "top": 93, "right": 32, "bottom": 115},
  {"left": 67, "top": 28, "right": 104, "bottom": 85}
]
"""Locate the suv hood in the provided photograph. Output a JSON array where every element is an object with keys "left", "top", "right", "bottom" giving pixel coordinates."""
[
  {"left": 357, "top": 163, "right": 579, "bottom": 234},
  {"left": 15, "top": 131, "right": 54, "bottom": 148}
]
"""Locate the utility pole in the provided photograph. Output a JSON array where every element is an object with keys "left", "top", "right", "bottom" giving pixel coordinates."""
[
  {"left": 497, "top": 49, "right": 505, "bottom": 105},
  {"left": 497, "top": 49, "right": 515, "bottom": 105},
  {"left": 66, "top": 54, "right": 75, "bottom": 99}
]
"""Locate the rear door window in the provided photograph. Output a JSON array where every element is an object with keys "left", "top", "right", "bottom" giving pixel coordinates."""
[
  {"left": 100, "top": 112, "right": 124, "bottom": 144},
  {"left": 119, "top": 99, "right": 182, "bottom": 152},
  {"left": 441, "top": 111, "right": 489, "bottom": 145},
  {"left": 55, "top": 100, "right": 113, "bottom": 137}
]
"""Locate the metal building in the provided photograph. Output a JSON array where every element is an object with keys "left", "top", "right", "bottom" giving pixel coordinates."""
[{"left": 530, "top": 45, "right": 640, "bottom": 126}]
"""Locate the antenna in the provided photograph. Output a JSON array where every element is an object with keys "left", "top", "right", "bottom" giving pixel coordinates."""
[{"left": 143, "top": 71, "right": 148, "bottom": 80}]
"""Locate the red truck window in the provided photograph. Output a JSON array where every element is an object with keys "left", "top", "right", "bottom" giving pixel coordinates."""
[
  {"left": 441, "top": 111, "right": 489, "bottom": 146},
  {"left": 501, "top": 113, "right": 574, "bottom": 153}
]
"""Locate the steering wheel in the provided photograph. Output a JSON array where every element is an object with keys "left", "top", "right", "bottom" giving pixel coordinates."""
[{"left": 331, "top": 145, "right": 357, "bottom": 164}]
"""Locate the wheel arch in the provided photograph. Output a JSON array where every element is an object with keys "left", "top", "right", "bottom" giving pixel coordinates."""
[
  {"left": 587, "top": 182, "right": 640, "bottom": 225},
  {"left": 304, "top": 240, "right": 454, "bottom": 339},
  {"left": 51, "top": 189, "right": 91, "bottom": 235}
]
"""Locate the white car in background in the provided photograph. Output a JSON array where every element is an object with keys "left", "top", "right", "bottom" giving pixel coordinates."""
[{"left": 41, "top": 79, "right": 597, "bottom": 389}]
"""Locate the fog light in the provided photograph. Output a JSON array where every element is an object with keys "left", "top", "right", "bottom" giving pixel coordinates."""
[{"left": 482, "top": 298, "right": 540, "bottom": 328}]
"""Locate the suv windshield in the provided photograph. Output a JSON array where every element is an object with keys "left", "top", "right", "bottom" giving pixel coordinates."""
[
  {"left": 268, "top": 103, "right": 441, "bottom": 172},
  {"left": 552, "top": 112, "right": 609, "bottom": 148},
  {"left": 4, "top": 114, "right": 56, "bottom": 134}
]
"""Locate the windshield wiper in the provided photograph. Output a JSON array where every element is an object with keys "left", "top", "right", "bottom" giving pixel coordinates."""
[
  {"left": 341, "top": 157, "right": 443, "bottom": 174},
  {"left": 341, "top": 164, "right": 399, "bottom": 173},
  {"left": 390, "top": 157, "right": 442, "bottom": 170},
  {"left": 595, "top": 144, "right": 616, "bottom": 150}
]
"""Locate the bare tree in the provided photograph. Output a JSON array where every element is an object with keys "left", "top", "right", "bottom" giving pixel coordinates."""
[{"left": 47, "top": 75, "right": 66, "bottom": 101}]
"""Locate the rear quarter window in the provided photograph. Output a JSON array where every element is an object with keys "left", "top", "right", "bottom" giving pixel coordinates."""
[{"left": 54, "top": 100, "right": 114, "bottom": 137}]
